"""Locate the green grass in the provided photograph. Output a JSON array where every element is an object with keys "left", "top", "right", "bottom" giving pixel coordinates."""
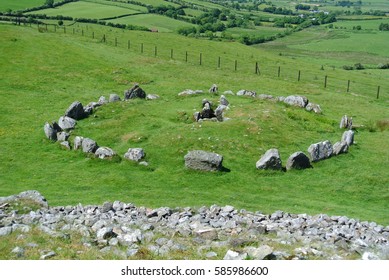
[
  {"left": 108, "top": 14, "right": 195, "bottom": 32},
  {"left": 0, "top": 0, "right": 52, "bottom": 12},
  {"left": 0, "top": 22, "right": 388, "bottom": 227},
  {"left": 26, "top": 1, "right": 142, "bottom": 19}
]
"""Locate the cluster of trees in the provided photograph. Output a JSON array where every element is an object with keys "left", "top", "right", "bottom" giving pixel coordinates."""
[
  {"left": 147, "top": 5, "right": 186, "bottom": 19},
  {"left": 263, "top": 6, "right": 294, "bottom": 15},
  {"left": 335, "top": 0, "right": 362, "bottom": 7},
  {"left": 379, "top": 23, "right": 389, "bottom": 31},
  {"left": 295, "top": 4, "right": 311, "bottom": 10}
]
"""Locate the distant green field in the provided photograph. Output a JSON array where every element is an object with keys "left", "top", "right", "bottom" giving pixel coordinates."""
[
  {"left": 0, "top": 0, "right": 47, "bottom": 11},
  {"left": 108, "top": 14, "right": 196, "bottom": 32},
  {"left": 334, "top": 18, "right": 389, "bottom": 30},
  {"left": 227, "top": 26, "right": 285, "bottom": 38},
  {"left": 26, "top": 1, "right": 142, "bottom": 19}
]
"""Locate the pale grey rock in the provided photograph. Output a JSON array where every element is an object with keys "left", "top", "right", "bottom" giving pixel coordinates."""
[
  {"left": 333, "top": 141, "right": 349, "bottom": 155},
  {"left": 0, "top": 226, "right": 12, "bottom": 236},
  {"left": 223, "top": 249, "right": 247, "bottom": 260},
  {"left": 194, "top": 227, "right": 218, "bottom": 240},
  {"left": 146, "top": 94, "right": 160, "bottom": 100},
  {"left": 257, "top": 94, "right": 274, "bottom": 100},
  {"left": 209, "top": 84, "right": 218, "bottom": 93},
  {"left": 246, "top": 245, "right": 274, "bottom": 260},
  {"left": 73, "top": 136, "right": 84, "bottom": 150},
  {"left": 40, "top": 251, "right": 56, "bottom": 260},
  {"left": 98, "top": 96, "right": 108, "bottom": 105},
  {"left": 109, "top": 93, "right": 121, "bottom": 103},
  {"left": 342, "top": 130, "right": 354, "bottom": 146},
  {"left": 340, "top": 115, "right": 352, "bottom": 129},
  {"left": 11, "top": 246, "right": 25, "bottom": 258},
  {"left": 57, "top": 131, "right": 70, "bottom": 142},
  {"left": 286, "top": 152, "right": 312, "bottom": 171},
  {"left": 236, "top": 89, "right": 256, "bottom": 97},
  {"left": 95, "top": 147, "right": 117, "bottom": 159},
  {"left": 219, "top": 95, "right": 229, "bottom": 106},
  {"left": 178, "top": 89, "right": 203, "bottom": 96},
  {"left": 215, "top": 104, "right": 227, "bottom": 122},
  {"left": 256, "top": 148, "right": 283, "bottom": 171},
  {"left": 308, "top": 140, "right": 333, "bottom": 162},
  {"left": 206, "top": 251, "right": 218, "bottom": 258},
  {"left": 65, "top": 101, "right": 85, "bottom": 120},
  {"left": 82, "top": 138, "right": 98, "bottom": 153},
  {"left": 284, "top": 95, "right": 308, "bottom": 108},
  {"left": 60, "top": 141, "right": 71, "bottom": 150},
  {"left": 305, "top": 103, "right": 322, "bottom": 114},
  {"left": 58, "top": 116, "right": 77, "bottom": 131},
  {"left": 124, "top": 148, "right": 145, "bottom": 162},
  {"left": 184, "top": 150, "right": 223, "bottom": 171},
  {"left": 223, "top": 90, "right": 234, "bottom": 95},
  {"left": 97, "top": 227, "right": 117, "bottom": 240},
  {"left": 44, "top": 122, "right": 58, "bottom": 141}
]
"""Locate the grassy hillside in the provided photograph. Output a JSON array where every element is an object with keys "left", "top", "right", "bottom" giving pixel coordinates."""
[{"left": 0, "top": 22, "right": 388, "bottom": 225}]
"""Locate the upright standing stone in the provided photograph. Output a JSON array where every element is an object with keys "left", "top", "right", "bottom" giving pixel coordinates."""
[
  {"left": 215, "top": 105, "right": 227, "bottom": 122},
  {"left": 44, "top": 122, "right": 58, "bottom": 141},
  {"left": 256, "top": 149, "right": 283, "bottom": 171},
  {"left": 332, "top": 141, "right": 349, "bottom": 155},
  {"left": 209, "top": 84, "right": 218, "bottom": 93},
  {"left": 342, "top": 130, "right": 354, "bottom": 146},
  {"left": 65, "top": 101, "right": 85, "bottom": 120},
  {"left": 124, "top": 84, "right": 146, "bottom": 100},
  {"left": 219, "top": 95, "right": 229, "bottom": 106},
  {"left": 184, "top": 150, "right": 223, "bottom": 171},
  {"left": 73, "top": 136, "right": 84, "bottom": 150},
  {"left": 307, "top": 140, "right": 333, "bottom": 162}
]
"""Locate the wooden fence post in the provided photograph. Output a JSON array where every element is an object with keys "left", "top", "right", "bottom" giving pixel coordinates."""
[
  {"left": 115, "top": 37, "right": 117, "bottom": 47},
  {"left": 278, "top": 66, "right": 281, "bottom": 77},
  {"left": 171, "top": 49, "right": 173, "bottom": 59},
  {"left": 128, "top": 40, "right": 130, "bottom": 49},
  {"left": 324, "top": 75, "right": 328, "bottom": 88},
  {"left": 199, "top": 53, "right": 202, "bottom": 65},
  {"left": 154, "top": 46, "right": 157, "bottom": 57},
  {"left": 347, "top": 80, "right": 350, "bottom": 92},
  {"left": 298, "top": 70, "right": 301, "bottom": 81},
  {"left": 185, "top": 51, "right": 188, "bottom": 62},
  {"left": 234, "top": 60, "right": 237, "bottom": 71},
  {"left": 141, "top": 43, "right": 143, "bottom": 53},
  {"left": 377, "top": 86, "right": 380, "bottom": 99},
  {"left": 218, "top": 57, "right": 221, "bottom": 68}
]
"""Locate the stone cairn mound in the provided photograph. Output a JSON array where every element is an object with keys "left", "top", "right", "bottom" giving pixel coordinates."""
[
  {"left": 1, "top": 191, "right": 388, "bottom": 260},
  {"left": 43, "top": 84, "right": 156, "bottom": 164}
]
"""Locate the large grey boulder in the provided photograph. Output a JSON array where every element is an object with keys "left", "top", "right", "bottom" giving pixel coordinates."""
[
  {"left": 333, "top": 141, "right": 349, "bottom": 155},
  {"left": 124, "top": 84, "right": 146, "bottom": 100},
  {"left": 219, "top": 95, "right": 229, "bottom": 106},
  {"left": 308, "top": 140, "right": 333, "bottom": 162},
  {"left": 95, "top": 147, "right": 117, "bottom": 159},
  {"left": 236, "top": 89, "right": 256, "bottom": 97},
  {"left": 340, "top": 115, "right": 352, "bottom": 129},
  {"left": 341, "top": 130, "right": 354, "bottom": 146},
  {"left": 184, "top": 150, "right": 223, "bottom": 171},
  {"left": 43, "top": 122, "right": 58, "bottom": 141},
  {"left": 284, "top": 95, "right": 308, "bottom": 108},
  {"left": 256, "top": 149, "right": 283, "bottom": 171},
  {"left": 215, "top": 105, "right": 227, "bottom": 122},
  {"left": 65, "top": 101, "right": 85, "bottom": 120},
  {"left": 286, "top": 152, "right": 312, "bottom": 171},
  {"left": 57, "top": 131, "right": 70, "bottom": 142},
  {"left": 124, "top": 148, "right": 145, "bottom": 162},
  {"left": 82, "top": 138, "right": 98, "bottom": 153},
  {"left": 58, "top": 116, "right": 77, "bottom": 131}
]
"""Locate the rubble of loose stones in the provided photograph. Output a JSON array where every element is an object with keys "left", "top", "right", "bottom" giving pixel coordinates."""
[{"left": 1, "top": 191, "right": 388, "bottom": 260}]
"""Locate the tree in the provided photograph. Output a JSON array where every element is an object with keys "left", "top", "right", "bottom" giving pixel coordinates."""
[{"left": 45, "top": 0, "right": 54, "bottom": 8}]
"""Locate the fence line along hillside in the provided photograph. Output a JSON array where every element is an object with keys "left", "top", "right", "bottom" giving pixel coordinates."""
[{"left": 24, "top": 21, "right": 388, "bottom": 102}]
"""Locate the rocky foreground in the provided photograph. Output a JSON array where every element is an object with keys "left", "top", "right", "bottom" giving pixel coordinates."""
[{"left": 1, "top": 191, "right": 388, "bottom": 260}]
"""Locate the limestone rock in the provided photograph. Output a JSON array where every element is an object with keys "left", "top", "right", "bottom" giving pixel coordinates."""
[
  {"left": 342, "top": 130, "right": 354, "bottom": 146},
  {"left": 98, "top": 96, "right": 108, "bottom": 105},
  {"left": 209, "top": 84, "right": 218, "bottom": 93},
  {"left": 109, "top": 93, "right": 121, "bottom": 103},
  {"left": 146, "top": 94, "right": 160, "bottom": 100},
  {"left": 124, "top": 84, "right": 146, "bottom": 100},
  {"left": 215, "top": 105, "right": 227, "bottom": 122},
  {"left": 184, "top": 150, "right": 223, "bottom": 171},
  {"left": 178, "top": 89, "right": 203, "bottom": 96},
  {"left": 57, "top": 131, "right": 70, "bottom": 142},
  {"left": 65, "top": 101, "right": 85, "bottom": 120},
  {"left": 246, "top": 245, "right": 274, "bottom": 260},
  {"left": 286, "top": 152, "right": 312, "bottom": 171},
  {"left": 95, "top": 147, "right": 117, "bottom": 159},
  {"left": 333, "top": 141, "right": 349, "bottom": 155},
  {"left": 73, "top": 136, "right": 84, "bottom": 151},
  {"left": 284, "top": 95, "right": 308, "bottom": 108},
  {"left": 219, "top": 95, "right": 229, "bottom": 106},
  {"left": 44, "top": 122, "right": 58, "bottom": 141},
  {"left": 223, "top": 250, "right": 247, "bottom": 260},
  {"left": 60, "top": 141, "right": 71, "bottom": 150},
  {"left": 236, "top": 89, "right": 256, "bottom": 97},
  {"left": 308, "top": 140, "right": 333, "bottom": 162},
  {"left": 58, "top": 116, "right": 77, "bottom": 131},
  {"left": 124, "top": 148, "right": 145, "bottom": 162},
  {"left": 82, "top": 138, "right": 98, "bottom": 153},
  {"left": 306, "top": 103, "right": 322, "bottom": 114},
  {"left": 256, "top": 149, "right": 283, "bottom": 170},
  {"left": 340, "top": 115, "right": 352, "bottom": 129}
]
